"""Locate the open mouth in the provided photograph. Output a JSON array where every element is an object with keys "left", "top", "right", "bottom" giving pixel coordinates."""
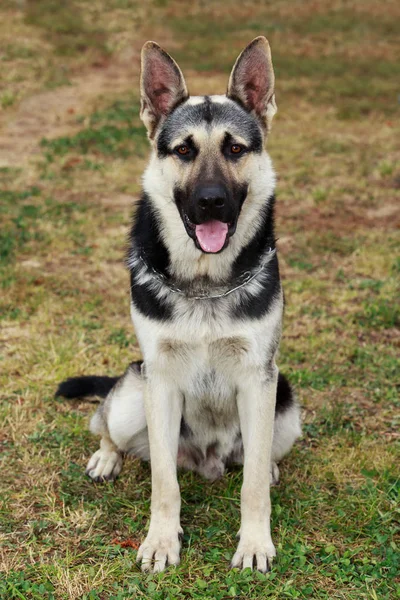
[{"left": 183, "top": 214, "right": 236, "bottom": 253}]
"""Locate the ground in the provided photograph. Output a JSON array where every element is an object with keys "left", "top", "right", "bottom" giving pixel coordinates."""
[{"left": 0, "top": 1, "right": 399, "bottom": 599}]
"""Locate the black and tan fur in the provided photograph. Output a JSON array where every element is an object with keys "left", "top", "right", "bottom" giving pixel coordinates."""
[{"left": 57, "top": 37, "right": 302, "bottom": 574}]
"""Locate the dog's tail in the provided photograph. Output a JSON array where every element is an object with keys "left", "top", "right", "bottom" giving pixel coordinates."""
[
  {"left": 56, "top": 366, "right": 293, "bottom": 405},
  {"left": 55, "top": 360, "right": 143, "bottom": 400},
  {"left": 55, "top": 375, "right": 120, "bottom": 399}
]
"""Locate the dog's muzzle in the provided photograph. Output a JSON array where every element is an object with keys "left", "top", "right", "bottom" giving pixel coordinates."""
[{"left": 180, "top": 183, "right": 239, "bottom": 254}]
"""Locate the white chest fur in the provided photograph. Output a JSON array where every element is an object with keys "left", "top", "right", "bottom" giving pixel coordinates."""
[{"left": 130, "top": 296, "right": 283, "bottom": 454}]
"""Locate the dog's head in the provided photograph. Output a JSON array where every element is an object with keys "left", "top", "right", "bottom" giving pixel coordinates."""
[{"left": 140, "top": 37, "right": 277, "bottom": 254}]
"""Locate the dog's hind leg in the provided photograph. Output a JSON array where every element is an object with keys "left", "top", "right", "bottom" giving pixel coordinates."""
[
  {"left": 270, "top": 373, "right": 302, "bottom": 485},
  {"left": 86, "top": 363, "right": 148, "bottom": 481},
  {"left": 85, "top": 436, "right": 123, "bottom": 482}
]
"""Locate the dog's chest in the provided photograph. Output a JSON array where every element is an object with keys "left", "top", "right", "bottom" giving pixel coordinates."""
[
  {"left": 158, "top": 335, "right": 248, "bottom": 434},
  {"left": 183, "top": 364, "right": 237, "bottom": 428}
]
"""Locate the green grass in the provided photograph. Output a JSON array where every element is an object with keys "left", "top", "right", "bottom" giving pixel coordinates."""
[
  {"left": 25, "top": 0, "right": 108, "bottom": 57},
  {"left": 39, "top": 99, "right": 147, "bottom": 180},
  {"left": 167, "top": 3, "right": 400, "bottom": 119},
  {"left": 1, "top": 444, "right": 398, "bottom": 599},
  {"left": 0, "top": 1, "right": 399, "bottom": 598},
  {"left": 0, "top": 186, "right": 42, "bottom": 267}
]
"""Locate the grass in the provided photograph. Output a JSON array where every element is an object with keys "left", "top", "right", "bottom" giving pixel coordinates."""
[
  {"left": 25, "top": 0, "right": 108, "bottom": 58},
  {"left": 0, "top": 186, "right": 42, "bottom": 267},
  {"left": 40, "top": 99, "right": 147, "bottom": 169},
  {"left": 0, "top": 1, "right": 399, "bottom": 598},
  {"left": 166, "top": 1, "right": 400, "bottom": 118}
]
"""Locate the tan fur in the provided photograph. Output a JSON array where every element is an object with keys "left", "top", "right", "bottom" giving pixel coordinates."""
[{"left": 84, "top": 38, "right": 301, "bottom": 575}]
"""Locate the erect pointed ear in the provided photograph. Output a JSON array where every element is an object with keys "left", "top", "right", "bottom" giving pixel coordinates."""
[
  {"left": 140, "top": 41, "right": 188, "bottom": 137},
  {"left": 227, "top": 36, "right": 277, "bottom": 132}
]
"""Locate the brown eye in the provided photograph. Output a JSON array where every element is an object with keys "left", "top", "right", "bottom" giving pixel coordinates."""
[
  {"left": 231, "top": 144, "right": 243, "bottom": 154},
  {"left": 176, "top": 145, "right": 189, "bottom": 155}
]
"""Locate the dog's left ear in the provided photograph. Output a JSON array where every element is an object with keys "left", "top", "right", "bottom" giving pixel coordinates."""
[
  {"left": 227, "top": 36, "right": 277, "bottom": 132},
  {"left": 140, "top": 41, "right": 188, "bottom": 137}
]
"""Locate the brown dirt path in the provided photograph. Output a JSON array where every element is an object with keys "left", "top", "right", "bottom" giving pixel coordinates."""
[{"left": 0, "top": 47, "right": 140, "bottom": 168}]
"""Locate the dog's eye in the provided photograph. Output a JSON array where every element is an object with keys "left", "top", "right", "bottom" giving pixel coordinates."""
[
  {"left": 176, "top": 145, "right": 190, "bottom": 156},
  {"left": 231, "top": 144, "right": 243, "bottom": 155}
]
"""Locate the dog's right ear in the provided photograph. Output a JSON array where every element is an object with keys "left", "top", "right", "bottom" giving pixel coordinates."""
[{"left": 140, "top": 41, "right": 188, "bottom": 137}]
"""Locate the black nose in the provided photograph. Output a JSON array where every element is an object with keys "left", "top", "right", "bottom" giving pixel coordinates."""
[{"left": 195, "top": 184, "right": 227, "bottom": 212}]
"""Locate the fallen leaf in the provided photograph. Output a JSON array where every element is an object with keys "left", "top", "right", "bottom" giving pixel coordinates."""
[{"left": 111, "top": 538, "right": 140, "bottom": 550}]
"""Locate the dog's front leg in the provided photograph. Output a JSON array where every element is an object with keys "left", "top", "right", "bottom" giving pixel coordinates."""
[
  {"left": 231, "top": 365, "right": 278, "bottom": 573},
  {"left": 137, "top": 377, "right": 183, "bottom": 573}
]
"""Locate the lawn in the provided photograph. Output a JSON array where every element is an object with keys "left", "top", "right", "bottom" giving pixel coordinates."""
[{"left": 0, "top": 1, "right": 399, "bottom": 598}]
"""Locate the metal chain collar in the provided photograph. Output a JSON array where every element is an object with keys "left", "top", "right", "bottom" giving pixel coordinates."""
[{"left": 138, "top": 247, "right": 276, "bottom": 300}]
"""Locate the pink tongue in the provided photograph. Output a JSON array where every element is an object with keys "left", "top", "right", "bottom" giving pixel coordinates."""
[{"left": 195, "top": 220, "right": 229, "bottom": 253}]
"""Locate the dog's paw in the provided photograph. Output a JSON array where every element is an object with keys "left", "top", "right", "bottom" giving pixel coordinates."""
[
  {"left": 137, "top": 527, "right": 183, "bottom": 573},
  {"left": 85, "top": 448, "right": 122, "bottom": 482},
  {"left": 270, "top": 462, "right": 280, "bottom": 486},
  {"left": 231, "top": 534, "right": 276, "bottom": 573}
]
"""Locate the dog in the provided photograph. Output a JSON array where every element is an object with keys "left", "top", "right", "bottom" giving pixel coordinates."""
[{"left": 56, "top": 36, "right": 302, "bottom": 574}]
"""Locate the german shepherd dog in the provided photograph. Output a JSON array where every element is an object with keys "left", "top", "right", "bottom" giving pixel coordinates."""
[{"left": 57, "top": 37, "right": 301, "bottom": 573}]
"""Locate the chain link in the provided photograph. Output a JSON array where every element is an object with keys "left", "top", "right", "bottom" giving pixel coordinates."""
[{"left": 138, "top": 248, "right": 276, "bottom": 300}]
